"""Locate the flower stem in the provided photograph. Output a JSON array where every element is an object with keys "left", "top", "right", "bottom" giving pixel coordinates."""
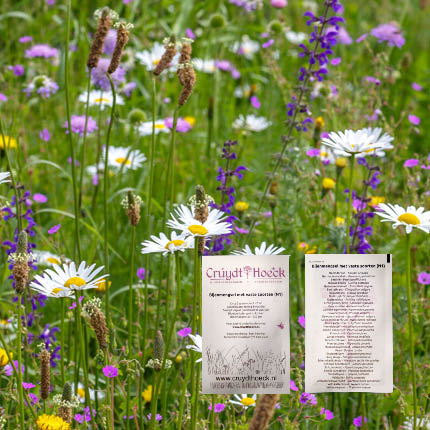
[
  {"left": 406, "top": 233, "right": 417, "bottom": 430},
  {"left": 345, "top": 154, "right": 355, "bottom": 254},
  {"left": 104, "top": 73, "right": 117, "bottom": 328},
  {"left": 16, "top": 295, "right": 25, "bottom": 428},
  {"left": 147, "top": 76, "right": 157, "bottom": 223},
  {"left": 60, "top": 298, "right": 65, "bottom": 386},
  {"left": 64, "top": 0, "right": 81, "bottom": 261}
]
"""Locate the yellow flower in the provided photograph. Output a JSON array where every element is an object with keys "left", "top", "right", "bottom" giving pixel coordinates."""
[
  {"left": 142, "top": 385, "right": 152, "bottom": 402},
  {"left": 369, "top": 196, "right": 386, "bottom": 207},
  {"left": 315, "top": 116, "right": 324, "bottom": 128},
  {"left": 335, "top": 157, "right": 347, "bottom": 168},
  {"left": 0, "top": 135, "right": 17, "bottom": 150},
  {"left": 95, "top": 279, "right": 111, "bottom": 292},
  {"left": 234, "top": 201, "right": 249, "bottom": 212},
  {"left": 322, "top": 177, "right": 336, "bottom": 190},
  {"left": 183, "top": 116, "right": 195, "bottom": 127},
  {"left": 36, "top": 414, "right": 70, "bottom": 430},
  {"left": 298, "top": 242, "right": 309, "bottom": 252},
  {"left": 0, "top": 348, "right": 10, "bottom": 366},
  {"left": 335, "top": 217, "right": 345, "bottom": 226},
  {"left": 306, "top": 246, "right": 317, "bottom": 254},
  {"left": 175, "top": 354, "right": 183, "bottom": 364}
]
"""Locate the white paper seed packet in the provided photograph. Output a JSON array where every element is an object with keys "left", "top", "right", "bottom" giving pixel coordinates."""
[
  {"left": 305, "top": 254, "right": 393, "bottom": 393},
  {"left": 202, "top": 255, "right": 290, "bottom": 394}
]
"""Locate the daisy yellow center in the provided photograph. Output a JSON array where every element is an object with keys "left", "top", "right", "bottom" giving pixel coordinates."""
[
  {"left": 155, "top": 124, "right": 165, "bottom": 129},
  {"left": 241, "top": 397, "right": 255, "bottom": 406},
  {"left": 188, "top": 225, "right": 208, "bottom": 235},
  {"left": 36, "top": 414, "right": 70, "bottom": 430},
  {"left": 52, "top": 288, "right": 62, "bottom": 295},
  {"left": 94, "top": 97, "right": 109, "bottom": 103},
  {"left": 165, "top": 239, "right": 185, "bottom": 250},
  {"left": 77, "top": 388, "right": 85, "bottom": 398},
  {"left": 0, "top": 348, "right": 10, "bottom": 366},
  {"left": 365, "top": 148, "right": 375, "bottom": 153},
  {"left": 153, "top": 59, "right": 160, "bottom": 65},
  {"left": 115, "top": 157, "right": 131, "bottom": 165},
  {"left": 64, "top": 277, "right": 86, "bottom": 288},
  {"left": 398, "top": 213, "right": 420, "bottom": 225},
  {"left": 46, "top": 257, "right": 60, "bottom": 265}
]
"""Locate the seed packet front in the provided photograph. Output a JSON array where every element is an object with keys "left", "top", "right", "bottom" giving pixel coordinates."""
[
  {"left": 202, "top": 255, "right": 290, "bottom": 394},
  {"left": 305, "top": 254, "right": 393, "bottom": 393}
]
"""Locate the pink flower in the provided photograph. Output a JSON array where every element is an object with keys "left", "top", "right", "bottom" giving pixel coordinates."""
[
  {"left": 147, "top": 413, "right": 162, "bottom": 421},
  {"left": 177, "top": 327, "right": 192, "bottom": 337},
  {"left": 136, "top": 267, "right": 146, "bottom": 280},
  {"left": 306, "top": 148, "right": 320, "bottom": 157},
  {"left": 408, "top": 114, "right": 420, "bottom": 125},
  {"left": 417, "top": 271, "right": 430, "bottom": 285},
  {"left": 356, "top": 33, "right": 368, "bottom": 43},
  {"left": 33, "top": 193, "right": 48, "bottom": 203},
  {"left": 39, "top": 128, "right": 51, "bottom": 142},
  {"left": 290, "top": 379, "right": 299, "bottom": 391},
  {"left": 331, "top": 57, "right": 341, "bottom": 66},
  {"left": 353, "top": 416, "right": 367, "bottom": 427},
  {"left": 404, "top": 159, "right": 419, "bottom": 168},
  {"left": 208, "top": 403, "right": 226, "bottom": 413},
  {"left": 262, "top": 39, "right": 274, "bottom": 48},
  {"left": 412, "top": 82, "right": 423, "bottom": 91},
  {"left": 48, "top": 224, "right": 61, "bottom": 235},
  {"left": 186, "top": 28, "right": 196, "bottom": 40},
  {"left": 19, "top": 36, "right": 33, "bottom": 43},
  {"left": 270, "top": 0, "right": 287, "bottom": 7},
  {"left": 102, "top": 365, "right": 118, "bottom": 378},
  {"left": 250, "top": 95, "right": 261, "bottom": 109},
  {"left": 164, "top": 117, "right": 192, "bottom": 133},
  {"left": 0, "top": 93, "right": 7, "bottom": 102},
  {"left": 321, "top": 408, "right": 334, "bottom": 420},
  {"left": 298, "top": 316, "right": 305, "bottom": 329}
]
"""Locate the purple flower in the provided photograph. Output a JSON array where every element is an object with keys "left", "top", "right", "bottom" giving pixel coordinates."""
[
  {"left": 321, "top": 408, "right": 334, "bottom": 420},
  {"left": 331, "top": 57, "right": 341, "bottom": 65},
  {"left": 418, "top": 272, "right": 430, "bottom": 285},
  {"left": 262, "top": 39, "right": 274, "bottom": 48},
  {"left": 23, "top": 382, "right": 36, "bottom": 389},
  {"left": 370, "top": 23, "right": 405, "bottom": 48},
  {"left": 48, "top": 224, "right": 61, "bottom": 235},
  {"left": 404, "top": 159, "right": 419, "bottom": 168},
  {"left": 300, "top": 393, "right": 317, "bottom": 405},
  {"left": 25, "top": 44, "right": 59, "bottom": 59},
  {"left": 250, "top": 95, "right": 261, "bottom": 109},
  {"left": 306, "top": 148, "right": 320, "bottom": 157},
  {"left": 186, "top": 28, "right": 196, "bottom": 40},
  {"left": 19, "top": 36, "right": 33, "bottom": 43},
  {"left": 33, "top": 193, "right": 48, "bottom": 203},
  {"left": 91, "top": 58, "right": 126, "bottom": 90},
  {"left": 74, "top": 407, "right": 96, "bottom": 423},
  {"left": 69, "top": 296, "right": 84, "bottom": 310},
  {"left": 208, "top": 403, "right": 226, "bottom": 413},
  {"left": 123, "top": 82, "right": 137, "bottom": 97},
  {"left": 39, "top": 129, "right": 51, "bottom": 142},
  {"left": 408, "top": 114, "right": 420, "bottom": 125},
  {"left": 298, "top": 315, "right": 305, "bottom": 328},
  {"left": 412, "top": 82, "right": 423, "bottom": 91},
  {"left": 353, "top": 416, "right": 367, "bottom": 427},
  {"left": 5, "top": 361, "right": 24, "bottom": 376},
  {"left": 64, "top": 115, "right": 97, "bottom": 137},
  {"left": 164, "top": 117, "right": 192, "bottom": 133},
  {"left": 356, "top": 33, "right": 367, "bottom": 43},
  {"left": 103, "top": 365, "right": 118, "bottom": 378},
  {"left": 103, "top": 29, "right": 117, "bottom": 55},
  {"left": 178, "top": 327, "right": 192, "bottom": 337},
  {"left": 290, "top": 379, "right": 299, "bottom": 391},
  {"left": 24, "top": 76, "right": 59, "bottom": 99},
  {"left": 24, "top": 393, "right": 39, "bottom": 407},
  {"left": 0, "top": 92, "right": 7, "bottom": 101},
  {"left": 365, "top": 76, "right": 380, "bottom": 85},
  {"left": 147, "top": 413, "right": 162, "bottom": 421},
  {"left": 136, "top": 267, "right": 146, "bottom": 280},
  {"left": 8, "top": 65, "right": 24, "bottom": 76},
  {"left": 271, "top": 0, "right": 287, "bottom": 7},
  {"left": 334, "top": 27, "right": 352, "bottom": 44}
]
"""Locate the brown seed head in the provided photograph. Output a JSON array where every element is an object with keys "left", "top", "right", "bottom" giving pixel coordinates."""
[
  {"left": 153, "top": 35, "right": 177, "bottom": 76},
  {"left": 248, "top": 394, "right": 280, "bottom": 430},
  {"left": 39, "top": 349, "right": 51, "bottom": 400},
  {"left": 87, "top": 8, "right": 112, "bottom": 69},
  {"left": 108, "top": 24, "right": 130, "bottom": 74}
]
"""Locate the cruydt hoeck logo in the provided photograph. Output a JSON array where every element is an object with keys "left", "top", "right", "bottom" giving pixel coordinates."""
[{"left": 205, "top": 266, "right": 286, "bottom": 280}]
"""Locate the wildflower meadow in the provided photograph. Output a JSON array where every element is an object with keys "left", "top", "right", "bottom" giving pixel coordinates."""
[{"left": 0, "top": 0, "right": 429, "bottom": 429}]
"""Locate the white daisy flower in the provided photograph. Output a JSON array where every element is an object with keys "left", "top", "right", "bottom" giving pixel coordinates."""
[
  {"left": 141, "top": 231, "right": 194, "bottom": 255},
  {"left": 186, "top": 333, "right": 202, "bottom": 362},
  {"left": 374, "top": 203, "right": 430, "bottom": 234},
  {"left": 403, "top": 417, "right": 430, "bottom": 430},
  {"left": 360, "top": 127, "right": 394, "bottom": 157},
  {"left": 167, "top": 204, "right": 232, "bottom": 238},
  {"left": 136, "top": 42, "right": 179, "bottom": 72},
  {"left": 232, "top": 36, "right": 260, "bottom": 60},
  {"left": 33, "top": 250, "right": 70, "bottom": 267},
  {"left": 78, "top": 90, "right": 124, "bottom": 111},
  {"left": 319, "top": 147, "right": 336, "bottom": 164},
  {"left": 192, "top": 58, "right": 216, "bottom": 74},
  {"left": 322, "top": 129, "right": 392, "bottom": 157},
  {"left": 232, "top": 242, "right": 285, "bottom": 255},
  {"left": 72, "top": 382, "right": 104, "bottom": 403},
  {"left": 105, "top": 146, "right": 146, "bottom": 170},
  {"left": 137, "top": 120, "right": 170, "bottom": 137},
  {"left": 30, "top": 261, "right": 108, "bottom": 298},
  {"left": 0, "top": 171, "right": 11, "bottom": 185},
  {"left": 232, "top": 114, "right": 271, "bottom": 132},
  {"left": 229, "top": 394, "right": 258, "bottom": 409},
  {"left": 285, "top": 30, "right": 307, "bottom": 44}
]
